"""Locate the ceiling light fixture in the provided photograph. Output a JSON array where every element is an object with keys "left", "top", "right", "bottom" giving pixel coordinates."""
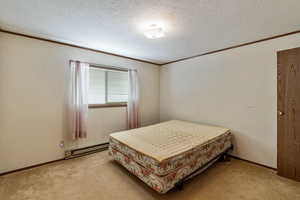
[{"left": 144, "top": 24, "right": 165, "bottom": 39}]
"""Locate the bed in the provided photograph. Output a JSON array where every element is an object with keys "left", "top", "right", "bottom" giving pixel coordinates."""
[{"left": 109, "top": 120, "right": 232, "bottom": 193}]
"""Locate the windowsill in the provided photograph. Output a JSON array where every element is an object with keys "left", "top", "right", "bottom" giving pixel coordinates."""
[{"left": 88, "top": 103, "right": 127, "bottom": 109}]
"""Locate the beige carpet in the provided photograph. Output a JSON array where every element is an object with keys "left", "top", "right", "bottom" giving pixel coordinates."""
[{"left": 1, "top": 151, "right": 300, "bottom": 200}]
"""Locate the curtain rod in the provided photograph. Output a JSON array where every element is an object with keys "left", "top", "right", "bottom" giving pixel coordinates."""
[{"left": 70, "top": 60, "right": 137, "bottom": 72}]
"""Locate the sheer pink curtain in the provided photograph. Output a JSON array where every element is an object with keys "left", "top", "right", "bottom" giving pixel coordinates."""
[
  {"left": 69, "top": 61, "right": 89, "bottom": 139},
  {"left": 127, "top": 69, "right": 140, "bottom": 129}
]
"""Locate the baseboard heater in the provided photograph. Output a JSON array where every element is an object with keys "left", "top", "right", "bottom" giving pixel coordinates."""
[{"left": 65, "top": 142, "right": 109, "bottom": 159}]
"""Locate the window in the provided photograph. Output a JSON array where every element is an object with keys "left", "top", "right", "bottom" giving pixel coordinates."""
[{"left": 88, "top": 66, "right": 129, "bottom": 108}]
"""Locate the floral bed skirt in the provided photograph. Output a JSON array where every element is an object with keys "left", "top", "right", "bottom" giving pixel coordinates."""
[{"left": 109, "top": 133, "right": 232, "bottom": 193}]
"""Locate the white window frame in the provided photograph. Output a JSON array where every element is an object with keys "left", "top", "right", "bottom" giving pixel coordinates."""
[{"left": 89, "top": 65, "right": 128, "bottom": 108}]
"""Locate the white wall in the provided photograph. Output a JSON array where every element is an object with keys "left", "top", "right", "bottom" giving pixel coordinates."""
[
  {"left": 160, "top": 33, "right": 300, "bottom": 168},
  {"left": 0, "top": 32, "right": 160, "bottom": 173},
  {"left": 2, "top": 31, "right": 300, "bottom": 173}
]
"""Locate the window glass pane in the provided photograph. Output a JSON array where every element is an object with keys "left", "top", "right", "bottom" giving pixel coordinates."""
[
  {"left": 107, "top": 71, "right": 128, "bottom": 103},
  {"left": 88, "top": 68, "right": 106, "bottom": 104}
]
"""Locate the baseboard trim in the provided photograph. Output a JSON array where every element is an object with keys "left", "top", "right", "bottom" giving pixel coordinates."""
[
  {"left": 0, "top": 158, "right": 64, "bottom": 176},
  {"left": 229, "top": 155, "right": 277, "bottom": 171},
  {"left": 0, "top": 149, "right": 277, "bottom": 176},
  {"left": 0, "top": 143, "right": 109, "bottom": 176}
]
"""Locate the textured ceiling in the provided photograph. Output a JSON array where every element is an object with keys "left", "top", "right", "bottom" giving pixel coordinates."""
[{"left": 1, "top": 0, "right": 300, "bottom": 65}]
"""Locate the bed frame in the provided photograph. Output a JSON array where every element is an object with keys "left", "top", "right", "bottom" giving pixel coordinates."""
[{"left": 174, "top": 144, "right": 234, "bottom": 191}]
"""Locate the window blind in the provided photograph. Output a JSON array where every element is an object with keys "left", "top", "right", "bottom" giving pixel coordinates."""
[
  {"left": 88, "top": 67, "right": 129, "bottom": 104},
  {"left": 88, "top": 68, "right": 106, "bottom": 104},
  {"left": 107, "top": 70, "right": 129, "bottom": 103}
]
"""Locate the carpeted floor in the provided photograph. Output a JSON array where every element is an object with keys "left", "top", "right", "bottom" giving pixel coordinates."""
[{"left": 1, "top": 151, "right": 300, "bottom": 200}]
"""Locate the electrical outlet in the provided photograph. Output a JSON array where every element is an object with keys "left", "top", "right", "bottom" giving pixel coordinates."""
[{"left": 59, "top": 141, "right": 65, "bottom": 148}]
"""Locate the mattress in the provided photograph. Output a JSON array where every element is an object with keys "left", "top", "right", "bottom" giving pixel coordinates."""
[{"left": 109, "top": 120, "right": 232, "bottom": 193}]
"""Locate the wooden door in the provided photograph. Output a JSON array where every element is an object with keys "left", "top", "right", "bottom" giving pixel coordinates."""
[{"left": 277, "top": 47, "right": 300, "bottom": 181}]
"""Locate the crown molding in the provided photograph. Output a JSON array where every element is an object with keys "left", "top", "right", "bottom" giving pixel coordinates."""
[
  {"left": 2, "top": 28, "right": 300, "bottom": 67},
  {"left": 161, "top": 29, "right": 300, "bottom": 66},
  {"left": 0, "top": 29, "right": 161, "bottom": 66}
]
